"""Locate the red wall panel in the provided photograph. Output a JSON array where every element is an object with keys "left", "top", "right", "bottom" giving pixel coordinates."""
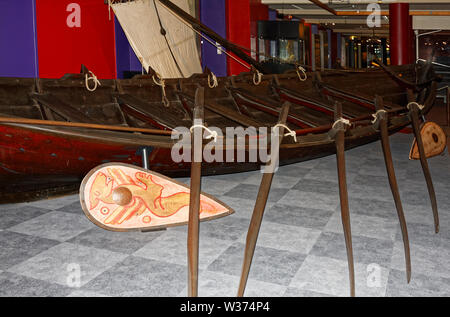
[
  {"left": 331, "top": 32, "right": 338, "bottom": 67},
  {"left": 389, "top": 3, "right": 410, "bottom": 66},
  {"left": 250, "top": 0, "right": 268, "bottom": 37},
  {"left": 226, "top": 0, "right": 251, "bottom": 76},
  {"left": 36, "top": 0, "right": 116, "bottom": 79},
  {"left": 250, "top": 0, "right": 268, "bottom": 63}
]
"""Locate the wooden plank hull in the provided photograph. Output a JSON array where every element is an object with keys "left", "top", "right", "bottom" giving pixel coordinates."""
[
  {"left": 0, "top": 63, "right": 438, "bottom": 203},
  {"left": 0, "top": 116, "right": 408, "bottom": 203}
]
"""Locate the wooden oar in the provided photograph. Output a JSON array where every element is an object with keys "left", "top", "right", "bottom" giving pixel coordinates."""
[
  {"left": 0, "top": 116, "right": 173, "bottom": 136},
  {"left": 330, "top": 102, "right": 355, "bottom": 297},
  {"left": 229, "top": 88, "right": 316, "bottom": 128},
  {"left": 176, "top": 90, "right": 264, "bottom": 128},
  {"left": 372, "top": 59, "right": 421, "bottom": 92},
  {"left": 237, "top": 102, "right": 291, "bottom": 297},
  {"left": 408, "top": 102, "right": 440, "bottom": 233},
  {"left": 375, "top": 96, "right": 411, "bottom": 282},
  {"left": 187, "top": 87, "right": 205, "bottom": 297},
  {"left": 293, "top": 105, "right": 406, "bottom": 136}
]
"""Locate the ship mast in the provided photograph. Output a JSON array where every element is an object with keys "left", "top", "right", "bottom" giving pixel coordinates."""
[{"left": 157, "top": 0, "right": 265, "bottom": 73}]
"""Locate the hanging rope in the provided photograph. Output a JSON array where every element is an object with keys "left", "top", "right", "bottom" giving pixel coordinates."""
[
  {"left": 208, "top": 72, "right": 219, "bottom": 88},
  {"left": 296, "top": 65, "right": 307, "bottom": 81},
  {"left": 407, "top": 101, "right": 425, "bottom": 111},
  {"left": 85, "top": 71, "right": 101, "bottom": 92},
  {"left": 371, "top": 109, "right": 387, "bottom": 124},
  {"left": 272, "top": 124, "right": 297, "bottom": 143},
  {"left": 153, "top": 72, "right": 170, "bottom": 107},
  {"left": 108, "top": 0, "right": 112, "bottom": 20},
  {"left": 253, "top": 69, "right": 263, "bottom": 86},
  {"left": 332, "top": 118, "right": 351, "bottom": 130},
  {"left": 190, "top": 124, "right": 218, "bottom": 143}
]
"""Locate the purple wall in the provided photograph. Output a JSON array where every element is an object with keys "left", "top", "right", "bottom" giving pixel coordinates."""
[
  {"left": 337, "top": 33, "right": 342, "bottom": 60},
  {"left": 200, "top": 0, "right": 227, "bottom": 77},
  {"left": 0, "top": 0, "right": 38, "bottom": 77},
  {"left": 115, "top": 17, "right": 142, "bottom": 79},
  {"left": 269, "top": 9, "right": 277, "bottom": 21}
]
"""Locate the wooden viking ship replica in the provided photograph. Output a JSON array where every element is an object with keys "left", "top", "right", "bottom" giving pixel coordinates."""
[
  {"left": 0, "top": 61, "right": 439, "bottom": 203},
  {"left": 0, "top": 0, "right": 440, "bottom": 204},
  {"left": 0, "top": 0, "right": 445, "bottom": 297}
]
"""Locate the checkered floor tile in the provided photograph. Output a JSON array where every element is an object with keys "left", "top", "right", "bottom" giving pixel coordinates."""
[{"left": 1, "top": 134, "right": 449, "bottom": 297}]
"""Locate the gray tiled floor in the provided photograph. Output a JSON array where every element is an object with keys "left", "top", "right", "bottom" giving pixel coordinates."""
[{"left": 0, "top": 133, "right": 449, "bottom": 297}]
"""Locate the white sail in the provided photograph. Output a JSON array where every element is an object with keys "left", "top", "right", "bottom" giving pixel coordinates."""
[{"left": 111, "top": 0, "right": 202, "bottom": 78}]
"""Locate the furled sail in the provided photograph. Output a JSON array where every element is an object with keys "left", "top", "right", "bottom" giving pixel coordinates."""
[{"left": 111, "top": 0, "right": 202, "bottom": 78}]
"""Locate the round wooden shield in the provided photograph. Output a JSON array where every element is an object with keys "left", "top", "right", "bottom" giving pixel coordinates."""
[
  {"left": 80, "top": 163, "right": 234, "bottom": 232},
  {"left": 409, "top": 122, "right": 447, "bottom": 160}
]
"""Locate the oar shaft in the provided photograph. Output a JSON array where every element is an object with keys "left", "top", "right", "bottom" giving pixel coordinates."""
[
  {"left": 334, "top": 102, "right": 355, "bottom": 297},
  {"left": 0, "top": 116, "right": 173, "bottom": 136},
  {"left": 375, "top": 96, "right": 411, "bottom": 282},
  {"left": 187, "top": 87, "right": 205, "bottom": 297},
  {"left": 336, "top": 130, "right": 355, "bottom": 297},
  {"left": 237, "top": 102, "right": 291, "bottom": 297},
  {"left": 409, "top": 105, "right": 440, "bottom": 233}
]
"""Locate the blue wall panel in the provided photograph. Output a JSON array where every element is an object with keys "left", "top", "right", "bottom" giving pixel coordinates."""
[
  {"left": 200, "top": 0, "right": 227, "bottom": 77},
  {"left": 115, "top": 17, "right": 142, "bottom": 78},
  {"left": 0, "top": 0, "right": 38, "bottom": 77},
  {"left": 337, "top": 33, "right": 342, "bottom": 60},
  {"left": 269, "top": 9, "right": 277, "bottom": 21}
]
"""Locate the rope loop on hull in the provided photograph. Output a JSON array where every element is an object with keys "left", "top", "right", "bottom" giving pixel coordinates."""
[
  {"left": 272, "top": 124, "right": 297, "bottom": 142},
  {"left": 296, "top": 66, "right": 307, "bottom": 82},
  {"left": 208, "top": 72, "right": 219, "bottom": 88},
  {"left": 153, "top": 72, "right": 170, "bottom": 107},
  {"left": 85, "top": 71, "right": 101, "bottom": 92},
  {"left": 253, "top": 70, "right": 263, "bottom": 86},
  {"left": 332, "top": 118, "right": 351, "bottom": 131},
  {"left": 190, "top": 124, "right": 218, "bottom": 143},
  {"left": 371, "top": 109, "right": 388, "bottom": 124},
  {"left": 407, "top": 101, "right": 425, "bottom": 111}
]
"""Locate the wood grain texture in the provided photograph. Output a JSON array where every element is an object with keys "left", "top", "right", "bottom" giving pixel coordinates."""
[
  {"left": 187, "top": 87, "right": 205, "bottom": 297},
  {"left": 375, "top": 95, "right": 411, "bottom": 283},
  {"left": 237, "top": 102, "right": 291, "bottom": 297},
  {"left": 333, "top": 102, "right": 355, "bottom": 297},
  {"left": 409, "top": 104, "right": 440, "bottom": 233}
]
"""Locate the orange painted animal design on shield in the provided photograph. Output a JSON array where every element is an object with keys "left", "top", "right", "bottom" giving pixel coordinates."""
[{"left": 80, "top": 163, "right": 233, "bottom": 231}]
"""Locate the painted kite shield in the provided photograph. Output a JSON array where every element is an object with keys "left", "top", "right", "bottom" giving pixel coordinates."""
[{"left": 80, "top": 163, "right": 234, "bottom": 232}]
